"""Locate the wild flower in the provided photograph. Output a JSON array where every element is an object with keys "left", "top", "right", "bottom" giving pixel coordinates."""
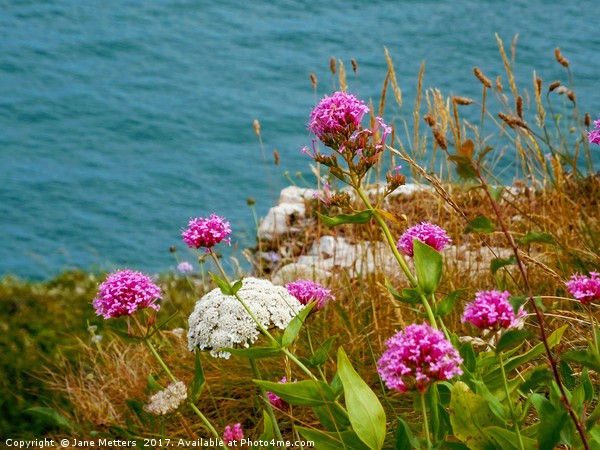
[
  {"left": 267, "top": 376, "right": 290, "bottom": 411},
  {"left": 187, "top": 278, "right": 304, "bottom": 358},
  {"left": 462, "top": 290, "right": 526, "bottom": 331},
  {"left": 587, "top": 118, "right": 600, "bottom": 145},
  {"left": 223, "top": 423, "right": 244, "bottom": 444},
  {"left": 144, "top": 381, "right": 188, "bottom": 416},
  {"left": 93, "top": 269, "right": 161, "bottom": 319},
  {"left": 176, "top": 261, "right": 193, "bottom": 274},
  {"left": 308, "top": 91, "right": 369, "bottom": 145},
  {"left": 285, "top": 279, "right": 335, "bottom": 310},
  {"left": 182, "top": 214, "right": 231, "bottom": 251},
  {"left": 566, "top": 271, "right": 600, "bottom": 304},
  {"left": 396, "top": 222, "right": 451, "bottom": 257},
  {"left": 377, "top": 323, "right": 462, "bottom": 393}
]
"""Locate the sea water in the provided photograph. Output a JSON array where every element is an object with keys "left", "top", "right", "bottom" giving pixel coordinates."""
[{"left": 1, "top": 0, "right": 598, "bottom": 279}]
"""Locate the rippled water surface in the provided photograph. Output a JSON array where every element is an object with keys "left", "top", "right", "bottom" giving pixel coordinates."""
[{"left": 1, "top": 0, "right": 598, "bottom": 278}]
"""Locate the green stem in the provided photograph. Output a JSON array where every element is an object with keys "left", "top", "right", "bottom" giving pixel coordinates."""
[
  {"left": 189, "top": 403, "right": 229, "bottom": 449},
  {"left": 354, "top": 185, "right": 438, "bottom": 330},
  {"left": 143, "top": 329, "right": 226, "bottom": 448},
  {"left": 498, "top": 351, "right": 525, "bottom": 450},
  {"left": 250, "top": 358, "right": 284, "bottom": 444},
  {"left": 209, "top": 250, "right": 319, "bottom": 382},
  {"left": 420, "top": 390, "right": 432, "bottom": 449},
  {"left": 590, "top": 305, "right": 599, "bottom": 355},
  {"left": 145, "top": 339, "right": 178, "bottom": 384}
]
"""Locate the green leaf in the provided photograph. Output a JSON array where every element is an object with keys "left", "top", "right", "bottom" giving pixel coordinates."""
[
  {"left": 297, "top": 427, "right": 371, "bottom": 450},
  {"left": 210, "top": 272, "right": 234, "bottom": 295},
  {"left": 282, "top": 302, "right": 315, "bottom": 347},
  {"left": 337, "top": 347, "right": 386, "bottom": 450},
  {"left": 254, "top": 380, "right": 335, "bottom": 407},
  {"left": 317, "top": 210, "right": 373, "bottom": 227},
  {"left": 483, "top": 325, "right": 567, "bottom": 391},
  {"left": 146, "top": 372, "right": 164, "bottom": 392},
  {"left": 495, "top": 329, "right": 534, "bottom": 355},
  {"left": 449, "top": 381, "right": 503, "bottom": 450},
  {"left": 530, "top": 393, "right": 567, "bottom": 450},
  {"left": 413, "top": 240, "right": 443, "bottom": 295},
  {"left": 259, "top": 410, "right": 275, "bottom": 449},
  {"left": 465, "top": 215, "right": 496, "bottom": 234},
  {"left": 562, "top": 349, "right": 600, "bottom": 373},
  {"left": 223, "top": 346, "right": 281, "bottom": 359},
  {"left": 485, "top": 426, "right": 536, "bottom": 450},
  {"left": 518, "top": 366, "right": 553, "bottom": 393},
  {"left": 558, "top": 359, "right": 576, "bottom": 389},
  {"left": 190, "top": 351, "right": 205, "bottom": 401},
  {"left": 25, "top": 407, "right": 75, "bottom": 431},
  {"left": 490, "top": 255, "right": 517, "bottom": 275},
  {"left": 311, "top": 335, "right": 337, "bottom": 367},
  {"left": 231, "top": 278, "right": 244, "bottom": 295},
  {"left": 486, "top": 185, "right": 504, "bottom": 202},
  {"left": 436, "top": 289, "right": 464, "bottom": 317},
  {"left": 384, "top": 279, "right": 420, "bottom": 304},
  {"left": 395, "top": 418, "right": 420, "bottom": 450},
  {"left": 313, "top": 403, "right": 351, "bottom": 431},
  {"left": 448, "top": 154, "right": 478, "bottom": 180},
  {"left": 459, "top": 341, "right": 477, "bottom": 373},
  {"left": 516, "top": 232, "right": 555, "bottom": 245}
]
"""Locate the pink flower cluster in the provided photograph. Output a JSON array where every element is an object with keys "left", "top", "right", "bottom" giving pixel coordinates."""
[
  {"left": 462, "top": 290, "right": 526, "bottom": 330},
  {"left": 93, "top": 269, "right": 161, "bottom": 319},
  {"left": 377, "top": 324, "right": 463, "bottom": 393},
  {"left": 396, "top": 222, "right": 451, "bottom": 257},
  {"left": 223, "top": 423, "right": 244, "bottom": 443},
  {"left": 588, "top": 118, "right": 600, "bottom": 146},
  {"left": 267, "top": 377, "right": 290, "bottom": 411},
  {"left": 566, "top": 272, "right": 600, "bottom": 304},
  {"left": 285, "top": 279, "right": 335, "bottom": 310},
  {"left": 182, "top": 214, "right": 231, "bottom": 251},
  {"left": 308, "top": 91, "right": 369, "bottom": 142}
]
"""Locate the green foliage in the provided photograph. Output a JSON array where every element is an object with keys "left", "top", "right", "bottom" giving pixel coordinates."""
[
  {"left": 413, "top": 240, "right": 443, "bottom": 295},
  {"left": 317, "top": 210, "right": 374, "bottom": 227},
  {"left": 337, "top": 347, "right": 386, "bottom": 450}
]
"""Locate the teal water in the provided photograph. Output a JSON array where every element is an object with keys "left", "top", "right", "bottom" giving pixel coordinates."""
[{"left": 1, "top": 0, "right": 599, "bottom": 279}]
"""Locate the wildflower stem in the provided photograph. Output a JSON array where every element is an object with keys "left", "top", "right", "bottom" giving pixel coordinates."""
[
  {"left": 208, "top": 250, "right": 319, "bottom": 382},
  {"left": 144, "top": 339, "right": 178, "bottom": 384},
  {"left": 249, "top": 358, "right": 284, "bottom": 443},
  {"left": 420, "top": 390, "right": 432, "bottom": 449},
  {"left": 476, "top": 168, "right": 590, "bottom": 450},
  {"left": 208, "top": 250, "right": 278, "bottom": 344},
  {"left": 497, "top": 350, "right": 525, "bottom": 450},
  {"left": 189, "top": 403, "right": 229, "bottom": 449},
  {"left": 354, "top": 184, "right": 438, "bottom": 330},
  {"left": 589, "top": 305, "right": 599, "bottom": 355}
]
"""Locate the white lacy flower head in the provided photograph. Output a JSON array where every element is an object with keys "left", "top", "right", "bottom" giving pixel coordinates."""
[
  {"left": 187, "top": 277, "right": 304, "bottom": 359},
  {"left": 144, "top": 381, "right": 187, "bottom": 416}
]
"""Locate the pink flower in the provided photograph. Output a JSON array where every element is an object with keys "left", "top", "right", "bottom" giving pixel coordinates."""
[
  {"left": 462, "top": 290, "right": 526, "bottom": 330},
  {"left": 566, "top": 272, "right": 600, "bottom": 304},
  {"left": 176, "top": 261, "right": 193, "bottom": 274},
  {"left": 588, "top": 118, "right": 600, "bottom": 146},
  {"left": 182, "top": 214, "right": 231, "bottom": 251},
  {"left": 267, "top": 377, "right": 290, "bottom": 411},
  {"left": 93, "top": 269, "right": 161, "bottom": 319},
  {"left": 396, "top": 222, "right": 451, "bottom": 257},
  {"left": 285, "top": 279, "right": 335, "bottom": 310},
  {"left": 308, "top": 92, "right": 369, "bottom": 143},
  {"left": 377, "top": 324, "right": 462, "bottom": 393},
  {"left": 223, "top": 423, "right": 244, "bottom": 443}
]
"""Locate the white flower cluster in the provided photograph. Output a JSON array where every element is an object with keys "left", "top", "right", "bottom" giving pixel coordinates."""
[
  {"left": 144, "top": 381, "right": 188, "bottom": 416},
  {"left": 187, "top": 277, "right": 304, "bottom": 359}
]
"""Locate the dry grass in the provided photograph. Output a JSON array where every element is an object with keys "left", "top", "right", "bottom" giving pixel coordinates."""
[{"left": 38, "top": 37, "right": 600, "bottom": 445}]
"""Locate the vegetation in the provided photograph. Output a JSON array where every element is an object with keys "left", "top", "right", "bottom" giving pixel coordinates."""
[{"left": 2, "top": 36, "right": 599, "bottom": 448}]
